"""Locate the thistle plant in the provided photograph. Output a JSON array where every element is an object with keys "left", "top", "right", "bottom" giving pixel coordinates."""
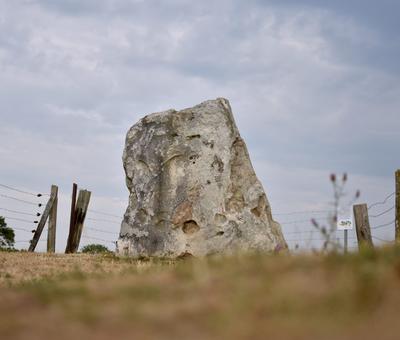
[{"left": 311, "top": 173, "right": 360, "bottom": 252}]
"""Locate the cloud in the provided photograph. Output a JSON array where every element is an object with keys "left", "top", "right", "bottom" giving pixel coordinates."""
[{"left": 0, "top": 0, "right": 398, "bottom": 250}]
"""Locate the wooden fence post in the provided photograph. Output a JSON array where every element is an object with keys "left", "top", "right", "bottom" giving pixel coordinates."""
[
  {"left": 65, "top": 183, "right": 78, "bottom": 253},
  {"left": 353, "top": 203, "right": 374, "bottom": 249},
  {"left": 28, "top": 187, "right": 57, "bottom": 252},
  {"left": 69, "top": 189, "right": 91, "bottom": 253},
  {"left": 47, "top": 185, "right": 58, "bottom": 253},
  {"left": 396, "top": 170, "right": 400, "bottom": 243}
]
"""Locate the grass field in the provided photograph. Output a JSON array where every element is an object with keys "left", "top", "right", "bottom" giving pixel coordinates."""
[{"left": 1, "top": 247, "right": 400, "bottom": 340}]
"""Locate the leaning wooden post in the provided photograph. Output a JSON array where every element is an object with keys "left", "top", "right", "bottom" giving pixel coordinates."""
[
  {"left": 70, "top": 189, "right": 91, "bottom": 253},
  {"left": 395, "top": 170, "right": 400, "bottom": 243},
  {"left": 353, "top": 204, "right": 374, "bottom": 249},
  {"left": 29, "top": 189, "right": 57, "bottom": 252},
  {"left": 395, "top": 169, "right": 400, "bottom": 244},
  {"left": 65, "top": 183, "right": 78, "bottom": 253},
  {"left": 47, "top": 185, "right": 58, "bottom": 253}
]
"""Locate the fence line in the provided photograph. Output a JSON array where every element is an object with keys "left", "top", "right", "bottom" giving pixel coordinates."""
[
  {"left": 0, "top": 207, "right": 41, "bottom": 217},
  {"left": 86, "top": 226, "right": 119, "bottom": 235},
  {"left": 14, "top": 240, "right": 46, "bottom": 244},
  {"left": 274, "top": 210, "right": 330, "bottom": 216},
  {"left": 82, "top": 235, "right": 116, "bottom": 244},
  {"left": 286, "top": 236, "right": 357, "bottom": 242},
  {"left": 1, "top": 176, "right": 399, "bottom": 252},
  {"left": 369, "top": 206, "right": 395, "bottom": 218},
  {"left": 0, "top": 194, "right": 43, "bottom": 207},
  {"left": 368, "top": 192, "right": 395, "bottom": 210},
  {"left": 87, "top": 209, "right": 122, "bottom": 219},
  {"left": 280, "top": 217, "right": 327, "bottom": 225},
  {"left": 1, "top": 216, "right": 38, "bottom": 224},
  {"left": 0, "top": 183, "right": 48, "bottom": 197},
  {"left": 372, "top": 220, "right": 395, "bottom": 230},
  {"left": 86, "top": 217, "right": 120, "bottom": 225},
  {"left": 371, "top": 235, "right": 393, "bottom": 243},
  {"left": 0, "top": 182, "right": 121, "bottom": 252}
]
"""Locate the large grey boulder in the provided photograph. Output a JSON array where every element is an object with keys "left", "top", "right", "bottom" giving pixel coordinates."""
[{"left": 117, "top": 98, "right": 286, "bottom": 257}]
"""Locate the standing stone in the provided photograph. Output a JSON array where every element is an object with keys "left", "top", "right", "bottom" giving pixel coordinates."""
[{"left": 117, "top": 98, "right": 286, "bottom": 257}]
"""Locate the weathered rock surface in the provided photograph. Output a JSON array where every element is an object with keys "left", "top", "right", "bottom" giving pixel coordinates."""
[{"left": 117, "top": 98, "right": 286, "bottom": 257}]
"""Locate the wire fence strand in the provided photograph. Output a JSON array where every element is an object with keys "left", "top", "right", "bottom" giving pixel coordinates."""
[
  {"left": 372, "top": 220, "right": 395, "bottom": 230},
  {"left": 274, "top": 210, "right": 331, "bottom": 216},
  {"left": 368, "top": 192, "right": 395, "bottom": 210},
  {"left": 372, "top": 235, "right": 394, "bottom": 243},
  {"left": 369, "top": 206, "right": 395, "bottom": 218},
  {"left": 0, "top": 183, "right": 46, "bottom": 197},
  {"left": 88, "top": 209, "right": 122, "bottom": 219},
  {"left": 0, "top": 207, "right": 40, "bottom": 217},
  {"left": 2, "top": 215, "right": 38, "bottom": 224},
  {"left": 281, "top": 217, "right": 327, "bottom": 225},
  {"left": 86, "top": 227, "right": 119, "bottom": 235},
  {"left": 0, "top": 194, "right": 42, "bottom": 207},
  {"left": 86, "top": 217, "right": 120, "bottom": 225},
  {"left": 12, "top": 227, "right": 35, "bottom": 233},
  {"left": 82, "top": 235, "right": 116, "bottom": 244}
]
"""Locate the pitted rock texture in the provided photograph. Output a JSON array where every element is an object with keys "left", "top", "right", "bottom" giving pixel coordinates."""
[{"left": 117, "top": 98, "right": 286, "bottom": 257}]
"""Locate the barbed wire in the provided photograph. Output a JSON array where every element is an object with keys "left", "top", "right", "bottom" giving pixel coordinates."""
[
  {"left": 286, "top": 236, "right": 357, "bottom": 242},
  {"left": 0, "top": 183, "right": 46, "bottom": 197},
  {"left": 372, "top": 220, "right": 395, "bottom": 230},
  {"left": 368, "top": 192, "right": 395, "bottom": 210},
  {"left": 0, "top": 207, "right": 41, "bottom": 217},
  {"left": 87, "top": 209, "right": 122, "bottom": 219},
  {"left": 86, "top": 217, "right": 120, "bottom": 225},
  {"left": 0, "top": 194, "right": 43, "bottom": 207},
  {"left": 284, "top": 229, "right": 316, "bottom": 235},
  {"left": 369, "top": 205, "right": 395, "bottom": 218},
  {"left": 371, "top": 235, "right": 394, "bottom": 243},
  {"left": 281, "top": 217, "right": 327, "bottom": 225},
  {"left": 12, "top": 227, "right": 35, "bottom": 233},
  {"left": 82, "top": 235, "right": 116, "bottom": 244},
  {"left": 286, "top": 239, "right": 326, "bottom": 242},
  {"left": 274, "top": 210, "right": 331, "bottom": 216},
  {"left": 86, "top": 226, "right": 119, "bottom": 235},
  {"left": 285, "top": 228, "right": 357, "bottom": 235},
  {"left": 14, "top": 239, "right": 45, "bottom": 244},
  {"left": 2, "top": 215, "right": 38, "bottom": 224}
]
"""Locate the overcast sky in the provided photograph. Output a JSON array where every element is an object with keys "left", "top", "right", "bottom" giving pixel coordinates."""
[{"left": 0, "top": 0, "right": 399, "bottom": 251}]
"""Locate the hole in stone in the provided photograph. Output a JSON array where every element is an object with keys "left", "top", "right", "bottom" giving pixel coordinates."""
[
  {"left": 251, "top": 207, "right": 261, "bottom": 217},
  {"left": 216, "top": 231, "right": 224, "bottom": 236},
  {"left": 182, "top": 220, "right": 200, "bottom": 234},
  {"left": 186, "top": 134, "right": 201, "bottom": 140},
  {"left": 206, "top": 180, "right": 211, "bottom": 185},
  {"left": 202, "top": 140, "right": 214, "bottom": 149},
  {"left": 211, "top": 155, "right": 224, "bottom": 172},
  {"left": 251, "top": 194, "right": 267, "bottom": 218}
]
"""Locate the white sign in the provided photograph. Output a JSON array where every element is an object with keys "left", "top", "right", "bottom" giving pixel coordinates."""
[
  {"left": 337, "top": 206, "right": 353, "bottom": 231},
  {"left": 337, "top": 219, "right": 353, "bottom": 231}
]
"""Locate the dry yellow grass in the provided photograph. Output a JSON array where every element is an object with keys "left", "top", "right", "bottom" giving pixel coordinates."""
[
  {"left": 0, "top": 252, "right": 156, "bottom": 286},
  {"left": 1, "top": 248, "right": 400, "bottom": 339}
]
